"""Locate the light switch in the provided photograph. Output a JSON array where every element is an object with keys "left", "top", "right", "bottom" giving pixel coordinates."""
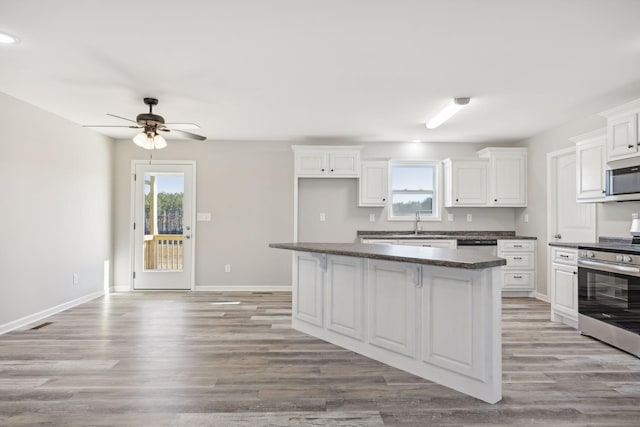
[
  {"left": 524, "top": 213, "right": 529, "bottom": 223},
  {"left": 466, "top": 214, "right": 473, "bottom": 222},
  {"left": 319, "top": 213, "right": 326, "bottom": 222},
  {"left": 197, "top": 212, "right": 212, "bottom": 221},
  {"left": 369, "top": 213, "right": 376, "bottom": 222},
  {"left": 447, "top": 213, "right": 454, "bottom": 222}
]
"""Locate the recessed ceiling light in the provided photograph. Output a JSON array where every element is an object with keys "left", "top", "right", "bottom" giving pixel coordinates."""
[
  {"left": 426, "top": 97, "right": 471, "bottom": 129},
  {"left": 0, "top": 32, "right": 19, "bottom": 44}
]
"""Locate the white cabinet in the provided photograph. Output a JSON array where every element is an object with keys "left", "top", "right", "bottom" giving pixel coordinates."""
[
  {"left": 368, "top": 259, "right": 418, "bottom": 357},
  {"left": 293, "top": 252, "right": 325, "bottom": 327},
  {"left": 326, "top": 255, "right": 365, "bottom": 340},
  {"left": 359, "top": 161, "right": 388, "bottom": 206},
  {"left": 600, "top": 99, "right": 640, "bottom": 162},
  {"left": 292, "top": 145, "right": 362, "bottom": 177},
  {"left": 572, "top": 129, "right": 606, "bottom": 202},
  {"left": 549, "top": 247, "right": 578, "bottom": 328},
  {"left": 443, "top": 159, "right": 489, "bottom": 207},
  {"left": 497, "top": 239, "right": 536, "bottom": 295},
  {"left": 477, "top": 148, "right": 527, "bottom": 206}
]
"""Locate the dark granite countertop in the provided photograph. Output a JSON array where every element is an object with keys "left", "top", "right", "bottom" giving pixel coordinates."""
[
  {"left": 549, "top": 238, "right": 640, "bottom": 255},
  {"left": 357, "top": 230, "right": 536, "bottom": 241},
  {"left": 269, "top": 242, "right": 507, "bottom": 269}
]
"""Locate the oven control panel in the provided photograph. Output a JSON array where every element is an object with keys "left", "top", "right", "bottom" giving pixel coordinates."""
[
  {"left": 615, "top": 255, "right": 633, "bottom": 263},
  {"left": 579, "top": 250, "right": 596, "bottom": 258}
]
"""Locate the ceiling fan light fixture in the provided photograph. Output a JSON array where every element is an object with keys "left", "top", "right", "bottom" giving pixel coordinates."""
[
  {"left": 426, "top": 97, "right": 471, "bottom": 129},
  {"left": 153, "top": 134, "right": 167, "bottom": 149},
  {"left": 132, "top": 131, "right": 166, "bottom": 150},
  {"left": 133, "top": 131, "right": 151, "bottom": 149}
]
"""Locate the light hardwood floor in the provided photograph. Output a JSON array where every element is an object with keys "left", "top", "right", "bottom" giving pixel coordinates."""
[{"left": 1, "top": 293, "right": 640, "bottom": 426}]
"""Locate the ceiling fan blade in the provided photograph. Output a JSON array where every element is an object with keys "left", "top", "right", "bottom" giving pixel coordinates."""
[
  {"left": 166, "top": 127, "right": 207, "bottom": 141},
  {"left": 83, "top": 125, "right": 141, "bottom": 128},
  {"left": 107, "top": 113, "right": 139, "bottom": 124}
]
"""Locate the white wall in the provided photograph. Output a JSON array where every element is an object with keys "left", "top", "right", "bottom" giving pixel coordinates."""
[
  {"left": 0, "top": 92, "right": 114, "bottom": 328},
  {"left": 299, "top": 141, "right": 517, "bottom": 242},
  {"left": 515, "top": 86, "right": 640, "bottom": 298},
  {"left": 113, "top": 139, "right": 294, "bottom": 290}
]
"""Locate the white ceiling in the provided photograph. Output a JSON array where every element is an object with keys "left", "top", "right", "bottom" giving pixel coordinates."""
[{"left": 2, "top": 0, "right": 640, "bottom": 143}]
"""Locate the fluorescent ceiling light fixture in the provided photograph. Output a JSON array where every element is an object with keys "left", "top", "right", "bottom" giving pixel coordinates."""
[
  {"left": 426, "top": 97, "right": 471, "bottom": 129},
  {"left": 0, "top": 32, "right": 19, "bottom": 44},
  {"left": 411, "top": 139, "right": 422, "bottom": 143},
  {"left": 209, "top": 301, "right": 241, "bottom": 305}
]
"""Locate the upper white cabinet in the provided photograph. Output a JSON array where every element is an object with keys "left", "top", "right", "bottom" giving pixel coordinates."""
[
  {"left": 600, "top": 99, "right": 640, "bottom": 162},
  {"left": 359, "top": 161, "right": 388, "bottom": 206},
  {"left": 292, "top": 145, "right": 362, "bottom": 177},
  {"left": 571, "top": 129, "right": 606, "bottom": 203},
  {"left": 477, "top": 148, "right": 527, "bottom": 206},
  {"left": 443, "top": 159, "right": 489, "bottom": 207}
]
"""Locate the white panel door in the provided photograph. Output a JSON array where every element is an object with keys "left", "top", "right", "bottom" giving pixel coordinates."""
[
  {"left": 549, "top": 151, "right": 596, "bottom": 243},
  {"left": 452, "top": 161, "right": 488, "bottom": 205},
  {"left": 132, "top": 162, "right": 194, "bottom": 290},
  {"left": 368, "top": 260, "right": 417, "bottom": 357},
  {"left": 328, "top": 151, "right": 360, "bottom": 176},
  {"left": 607, "top": 113, "right": 638, "bottom": 160},
  {"left": 359, "top": 161, "right": 388, "bottom": 206},
  {"left": 295, "top": 152, "right": 327, "bottom": 176},
  {"left": 576, "top": 138, "right": 606, "bottom": 201},
  {"left": 294, "top": 252, "right": 324, "bottom": 326},
  {"left": 326, "top": 255, "right": 364, "bottom": 340}
]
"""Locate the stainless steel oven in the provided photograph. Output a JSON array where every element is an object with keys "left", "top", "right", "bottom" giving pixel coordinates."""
[{"left": 578, "top": 249, "right": 640, "bottom": 357}]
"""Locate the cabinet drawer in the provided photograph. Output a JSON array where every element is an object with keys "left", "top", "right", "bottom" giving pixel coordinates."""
[
  {"left": 502, "top": 272, "right": 535, "bottom": 290},
  {"left": 498, "top": 240, "right": 535, "bottom": 252},
  {"left": 361, "top": 239, "right": 396, "bottom": 245},
  {"left": 502, "top": 253, "right": 535, "bottom": 270},
  {"left": 551, "top": 247, "right": 578, "bottom": 266}
]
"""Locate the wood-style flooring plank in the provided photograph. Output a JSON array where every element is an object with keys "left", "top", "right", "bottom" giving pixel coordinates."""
[{"left": 1, "top": 293, "right": 639, "bottom": 426}]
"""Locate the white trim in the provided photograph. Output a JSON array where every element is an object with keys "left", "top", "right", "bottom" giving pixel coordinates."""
[
  {"left": 0, "top": 290, "right": 105, "bottom": 335},
  {"left": 534, "top": 292, "right": 550, "bottom": 303},
  {"left": 568, "top": 128, "right": 606, "bottom": 144},
  {"left": 195, "top": 285, "right": 292, "bottom": 292},
  {"left": 599, "top": 98, "right": 640, "bottom": 118},
  {"left": 130, "top": 160, "right": 197, "bottom": 291}
]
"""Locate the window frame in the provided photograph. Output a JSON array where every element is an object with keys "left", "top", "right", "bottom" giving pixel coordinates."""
[{"left": 387, "top": 160, "right": 442, "bottom": 221}]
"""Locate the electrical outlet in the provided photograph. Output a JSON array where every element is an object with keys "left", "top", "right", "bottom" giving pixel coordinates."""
[
  {"left": 319, "top": 213, "right": 326, "bottom": 222},
  {"left": 466, "top": 214, "right": 473, "bottom": 222},
  {"left": 447, "top": 213, "right": 454, "bottom": 222},
  {"left": 73, "top": 273, "right": 78, "bottom": 285},
  {"left": 524, "top": 213, "right": 529, "bottom": 223},
  {"left": 197, "top": 212, "right": 212, "bottom": 221},
  {"left": 369, "top": 213, "right": 376, "bottom": 222},
  {"left": 224, "top": 264, "right": 231, "bottom": 273}
]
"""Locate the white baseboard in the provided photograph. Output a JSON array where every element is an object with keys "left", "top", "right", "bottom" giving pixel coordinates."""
[
  {"left": 114, "top": 284, "right": 130, "bottom": 292},
  {"left": 0, "top": 290, "right": 105, "bottom": 335},
  {"left": 535, "top": 292, "right": 550, "bottom": 303},
  {"left": 195, "top": 285, "right": 292, "bottom": 292}
]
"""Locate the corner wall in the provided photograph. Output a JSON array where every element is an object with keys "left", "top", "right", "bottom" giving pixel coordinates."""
[{"left": 0, "top": 92, "right": 114, "bottom": 329}]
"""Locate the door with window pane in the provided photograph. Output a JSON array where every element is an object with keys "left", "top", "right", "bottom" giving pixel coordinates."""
[{"left": 132, "top": 162, "right": 194, "bottom": 290}]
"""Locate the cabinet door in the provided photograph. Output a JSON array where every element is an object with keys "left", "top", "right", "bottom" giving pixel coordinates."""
[
  {"left": 491, "top": 154, "right": 526, "bottom": 206},
  {"left": 576, "top": 138, "right": 606, "bottom": 201},
  {"left": 294, "top": 252, "right": 324, "bottom": 326},
  {"left": 368, "top": 260, "right": 418, "bottom": 357},
  {"left": 295, "top": 151, "right": 327, "bottom": 176},
  {"left": 451, "top": 161, "right": 488, "bottom": 206},
  {"left": 550, "top": 262, "right": 577, "bottom": 319},
  {"left": 607, "top": 113, "right": 638, "bottom": 161},
  {"left": 359, "top": 161, "right": 388, "bottom": 206},
  {"left": 326, "top": 255, "right": 364, "bottom": 340},
  {"left": 328, "top": 151, "right": 360, "bottom": 176}
]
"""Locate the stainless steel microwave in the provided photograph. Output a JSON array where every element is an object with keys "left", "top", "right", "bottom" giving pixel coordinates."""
[{"left": 606, "top": 165, "right": 640, "bottom": 201}]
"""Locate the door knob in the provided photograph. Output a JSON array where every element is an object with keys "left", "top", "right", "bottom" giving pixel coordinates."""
[
  {"left": 185, "top": 235, "right": 191, "bottom": 239},
  {"left": 553, "top": 233, "right": 562, "bottom": 239}
]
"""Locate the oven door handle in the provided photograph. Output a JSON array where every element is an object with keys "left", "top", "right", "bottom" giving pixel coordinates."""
[{"left": 578, "top": 259, "right": 640, "bottom": 277}]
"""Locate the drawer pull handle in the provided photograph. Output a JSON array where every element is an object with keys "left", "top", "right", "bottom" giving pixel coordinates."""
[
  {"left": 514, "top": 245, "right": 523, "bottom": 248},
  {"left": 513, "top": 257, "right": 523, "bottom": 260},
  {"left": 559, "top": 254, "right": 569, "bottom": 258},
  {"left": 514, "top": 275, "right": 523, "bottom": 279}
]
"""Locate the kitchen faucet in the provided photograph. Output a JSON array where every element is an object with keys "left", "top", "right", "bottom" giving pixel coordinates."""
[{"left": 414, "top": 211, "right": 421, "bottom": 235}]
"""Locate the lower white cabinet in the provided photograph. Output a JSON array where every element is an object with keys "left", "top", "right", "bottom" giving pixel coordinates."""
[
  {"left": 497, "top": 240, "right": 537, "bottom": 296},
  {"left": 368, "top": 260, "right": 418, "bottom": 357},
  {"left": 293, "top": 252, "right": 324, "bottom": 326},
  {"left": 549, "top": 247, "right": 578, "bottom": 328}
]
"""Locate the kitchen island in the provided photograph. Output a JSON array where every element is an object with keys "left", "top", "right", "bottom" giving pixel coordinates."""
[{"left": 269, "top": 242, "right": 506, "bottom": 403}]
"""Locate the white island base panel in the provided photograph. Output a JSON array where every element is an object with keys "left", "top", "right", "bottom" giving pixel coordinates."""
[{"left": 292, "top": 252, "right": 502, "bottom": 404}]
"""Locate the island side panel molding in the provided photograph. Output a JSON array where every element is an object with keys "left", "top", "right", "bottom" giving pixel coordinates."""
[
  {"left": 368, "top": 259, "right": 418, "bottom": 358},
  {"left": 326, "top": 255, "right": 365, "bottom": 340},
  {"left": 294, "top": 252, "right": 324, "bottom": 327},
  {"left": 421, "top": 267, "right": 486, "bottom": 382}
]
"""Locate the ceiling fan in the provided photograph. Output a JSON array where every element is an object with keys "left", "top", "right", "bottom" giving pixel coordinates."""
[{"left": 85, "top": 97, "right": 207, "bottom": 149}]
